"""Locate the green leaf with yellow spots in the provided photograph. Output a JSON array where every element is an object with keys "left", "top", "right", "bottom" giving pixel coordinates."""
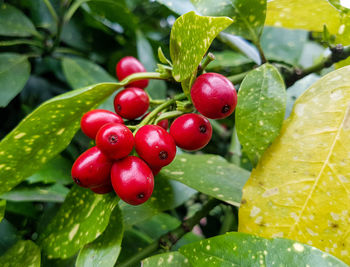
[
  {"left": 335, "top": 14, "right": 350, "bottom": 68},
  {"left": 0, "top": 82, "right": 120, "bottom": 195},
  {"left": 192, "top": 0, "right": 267, "bottom": 44},
  {"left": 39, "top": 186, "right": 118, "bottom": 259},
  {"left": 179, "top": 232, "right": 347, "bottom": 266},
  {"left": 0, "top": 200, "right": 5, "bottom": 222},
  {"left": 238, "top": 66, "right": 350, "bottom": 264},
  {"left": 0, "top": 3, "right": 39, "bottom": 37},
  {"left": 142, "top": 252, "right": 191, "bottom": 267},
  {"left": 170, "top": 11, "right": 232, "bottom": 82},
  {"left": 266, "top": 0, "right": 341, "bottom": 33},
  {"left": 160, "top": 154, "right": 250, "bottom": 207},
  {"left": 76, "top": 205, "right": 124, "bottom": 267},
  {"left": 120, "top": 175, "right": 196, "bottom": 227},
  {"left": 236, "top": 64, "right": 286, "bottom": 166},
  {"left": 0, "top": 53, "right": 30, "bottom": 107},
  {"left": 0, "top": 240, "right": 41, "bottom": 267}
]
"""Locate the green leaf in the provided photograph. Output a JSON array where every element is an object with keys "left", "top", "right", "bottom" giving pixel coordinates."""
[
  {"left": 192, "top": 0, "right": 267, "bottom": 43},
  {"left": 76, "top": 205, "right": 124, "bottom": 267},
  {"left": 170, "top": 11, "right": 232, "bottom": 82},
  {"left": 142, "top": 252, "right": 191, "bottom": 267},
  {"left": 160, "top": 154, "right": 250, "bottom": 206},
  {"left": 0, "top": 240, "right": 41, "bottom": 267},
  {"left": 236, "top": 64, "right": 286, "bottom": 166},
  {"left": 26, "top": 156, "right": 73, "bottom": 185},
  {"left": 121, "top": 175, "right": 196, "bottom": 227},
  {"left": 62, "top": 57, "right": 116, "bottom": 89},
  {"left": 39, "top": 186, "right": 118, "bottom": 259},
  {"left": 266, "top": 0, "right": 341, "bottom": 34},
  {"left": 0, "top": 200, "right": 5, "bottom": 222},
  {"left": 0, "top": 3, "right": 39, "bottom": 37},
  {"left": 0, "top": 219, "right": 19, "bottom": 254},
  {"left": 261, "top": 27, "right": 308, "bottom": 66},
  {"left": 0, "top": 53, "right": 30, "bottom": 107},
  {"left": 156, "top": 0, "right": 195, "bottom": 15},
  {"left": 0, "top": 82, "right": 119, "bottom": 195},
  {"left": 180, "top": 232, "right": 347, "bottom": 266},
  {"left": 207, "top": 51, "right": 252, "bottom": 70},
  {"left": 136, "top": 30, "right": 167, "bottom": 99},
  {"left": 0, "top": 184, "right": 69, "bottom": 203}
]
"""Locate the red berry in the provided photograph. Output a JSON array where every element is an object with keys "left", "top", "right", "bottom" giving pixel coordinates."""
[
  {"left": 116, "top": 56, "right": 149, "bottom": 88},
  {"left": 81, "top": 109, "right": 123, "bottom": 139},
  {"left": 111, "top": 156, "right": 154, "bottom": 205},
  {"left": 170, "top": 113, "right": 212, "bottom": 151},
  {"left": 96, "top": 123, "right": 134, "bottom": 160},
  {"left": 151, "top": 166, "right": 162, "bottom": 176},
  {"left": 114, "top": 87, "right": 149, "bottom": 120},
  {"left": 191, "top": 73, "right": 237, "bottom": 119},
  {"left": 71, "top": 146, "right": 113, "bottom": 188},
  {"left": 135, "top": 125, "right": 176, "bottom": 168},
  {"left": 90, "top": 183, "right": 113, "bottom": 194}
]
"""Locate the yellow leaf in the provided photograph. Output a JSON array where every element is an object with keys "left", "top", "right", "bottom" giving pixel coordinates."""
[
  {"left": 266, "top": 0, "right": 341, "bottom": 33},
  {"left": 336, "top": 14, "right": 350, "bottom": 68},
  {"left": 238, "top": 66, "right": 350, "bottom": 264}
]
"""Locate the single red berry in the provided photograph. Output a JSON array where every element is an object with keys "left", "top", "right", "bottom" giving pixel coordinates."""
[
  {"left": 142, "top": 112, "right": 169, "bottom": 130},
  {"left": 71, "top": 146, "right": 113, "bottom": 188},
  {"left": 116, "top": 56, "right": 149, "bottom": 88},
  {"left": 170, "top": 113, "right": 212, "bottom": 151},
  {"left": 81, "top": 109, "right": 123, "bottom": 139},
  {"left": 135, "top": 125, "right": 176, "bottom": 168},
  {"left": 114, "top": 87, "right": 149, "bottom": 120},
  {"left": 111, "top": 156, "right": 154, "bottom": 205},
  {"left": 90, "top": 183, "right": 113, "bottom": 194},
  {"left": 151, "top": 166, "right": 162, "bottom": 176},
  {"left": 191, "top": 73, "right": 237, "bottom": 119},
  {"left": 96, "top": 122, "right": 134, "bottom": 160}
]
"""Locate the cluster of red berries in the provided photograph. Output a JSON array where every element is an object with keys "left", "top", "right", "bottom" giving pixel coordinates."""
[{"left": 71, "top": 56, "right": 237, "bottom": 206}]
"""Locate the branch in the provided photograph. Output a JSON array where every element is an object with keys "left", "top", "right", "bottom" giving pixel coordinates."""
[
  {"left": 284, "top": 44, "right": 350, "bottom": 87},
  {"left": 116, "top": 198, "right": 221, "bottom": 267}
]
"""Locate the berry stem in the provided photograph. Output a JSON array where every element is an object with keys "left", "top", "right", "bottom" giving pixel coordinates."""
[
  {"left": 116, "top": 198, "right": 221, "bottom": 267},
  {"left": 155, "top": 110, "right": 184, "bottom": 124},
  {"left": 197, "top": 52, "right": 215, "bottom": 75},
  {"left": 149, "top": 99, "right": 167, "bottom": 105},
  {"left": 136, "top": 93, "right": 187, "bottom": 131},
  {"left": 120, "top": 72, "right": 172, "bottom": 87}
]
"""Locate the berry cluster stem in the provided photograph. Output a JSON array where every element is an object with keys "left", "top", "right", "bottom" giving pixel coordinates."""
[{"left": 116, "top": 198, "right": 221, "bottom": 267}]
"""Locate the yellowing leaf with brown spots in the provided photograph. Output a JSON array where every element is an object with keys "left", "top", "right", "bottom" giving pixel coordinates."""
[
  {"left": 238, "top": 66, "right": 350, "bottom": 264},
  {"left": 266, "top": 0, "right": 341, "bottom": 33},
  {"left": 170, "top": 11, "right": 232, "bottom": 82}
]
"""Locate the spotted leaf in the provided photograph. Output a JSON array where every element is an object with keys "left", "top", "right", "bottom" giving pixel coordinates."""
[
  {"left": 180, "top": 232, "right": 347, "bottom": 266},
  {"left": 335, "top": 14, "right": 350, "bottom": 68},
  {"left": 0, "top": 53, "right": 30, "bottom": 107},
  {"left": 170, "top": 11, "right": 232, "bottom": 82},
  {"left": 160, "top": 154, "right": 250, "bottom": 206},
  {"left": 0, "top": 240, "right": 41, "bottom": 266},
  {"left": 0, "top": 82, "right": 120, "bottom": 195},
  {"left": 0, "top": 3, "right": 39, "bottom": 37},
  {"left": 76, "top": 205, "right": 124, "bottom": 267},
  {"left": 192, "top": 0, "right": 267, "bottom": 44},
  {"left": 266, "top": 0, "right": 341, "bottom": 33},
  {"left": 0, "top": 200, "right": 5, "bottom": 222},
  {"left": 121, "top": 175, "right": 196, "bottom": 227},
  {"left": 238, "top": 66, "right": 350, "bottom": 264},
  {"left": 39, "top": 186, "right": 118, "bottom": 259},
  {"left": 142, "top": 252, "right": 191, "bottom": 267},
  {"left": 236, "top": 64, "right": 286, "bottom": 166}
]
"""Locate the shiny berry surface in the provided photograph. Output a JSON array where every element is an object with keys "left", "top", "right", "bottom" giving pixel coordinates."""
[
  {"left": 116, "top": 56, "right": 148, "bottom": 88},
  {"left": 191, "top": 73, "right": 237, "bottom": 119},
  {"left": 170, "top": 113, "right": 212, "bottom": 151},
  {"left": 90, "top": 183, "right": 113, "bottom": 194},
  {"left": 135, "top": 125, "right": 176, "bottom": 168},
  {"left": 114, "top": 87, "right": 149, "bottom": 120},
  {"left": 81, "top": 109, "right": 123, "bottom": 139},
  {"left": 71, "top": 146, "right": 113, "bottom": 188},
  {"left": 96, "top": 123, "right": 134, "bottom": 160},
  {"left": 111, "top": 156, "right": 154, "bottom": 205}
]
